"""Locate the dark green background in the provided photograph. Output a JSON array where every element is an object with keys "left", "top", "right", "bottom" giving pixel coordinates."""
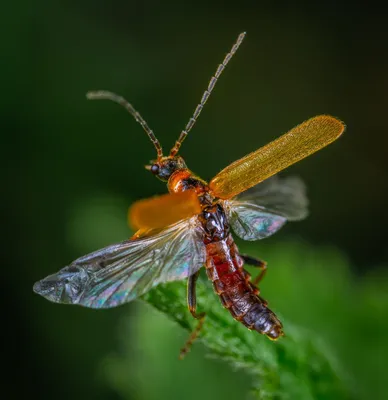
[{"left": 3, "top": 1, "right": 387, "bottom": 399}]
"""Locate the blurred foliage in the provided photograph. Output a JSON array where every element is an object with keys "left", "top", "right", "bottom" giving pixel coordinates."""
[{"left": 103, "top": 241, "right": 387, "bottom": 400}]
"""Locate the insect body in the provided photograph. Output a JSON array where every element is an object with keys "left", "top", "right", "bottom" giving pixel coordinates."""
[
  {"left": 205, "top": 234, "right": 282, "bottom": 339},
  {"left": 167, "top": 168, "right": 284, "bottom": 345},
  {"left": 33, "top": 32, "right": 345, "bottom": 357}
]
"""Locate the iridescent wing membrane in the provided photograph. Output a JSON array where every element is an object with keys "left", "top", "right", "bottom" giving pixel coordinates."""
[
  {"left": 33, "top": 217, "right": 206, "bottom": 308},
  {"left": 34, "top": 115, "right": 343, "bottom": 308},
  {"left": 222, "top": 176, "right": 308, "bottom": 240}
]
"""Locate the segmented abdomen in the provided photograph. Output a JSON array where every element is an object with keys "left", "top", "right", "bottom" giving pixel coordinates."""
[{"left": 205, "top": 234, "right": 283, "bottom": 339}]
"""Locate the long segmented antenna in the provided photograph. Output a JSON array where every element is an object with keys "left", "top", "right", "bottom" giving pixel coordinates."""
[
  {"left": 86, "top": 90, "right": 163, "bottom": 159},
  {"left": 170, "top": 32, "right": 246, "bottom": 157}
]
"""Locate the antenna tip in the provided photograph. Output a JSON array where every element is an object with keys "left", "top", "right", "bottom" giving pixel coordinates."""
[
  {"left": 86, "top": 91, "right": 97, "bottom": 100},
  {"left": 237, "top": 32, "right": 246, "bottom": 44}
]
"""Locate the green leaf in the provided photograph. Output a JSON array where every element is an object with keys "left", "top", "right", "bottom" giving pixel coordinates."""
[
  {"left": 143, "top": 277, "right": 349, "bottom": 400},
  {"left": 104, "top": 240, "right": 388, "bottom": 400}
]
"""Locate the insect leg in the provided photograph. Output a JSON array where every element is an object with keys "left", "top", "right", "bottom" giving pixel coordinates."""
[
  {"left": 179, "top": 270, "right": 206, "bottom": 360},
  {"left": 241, "top": 254, "right": 267, "bottom": 286}
]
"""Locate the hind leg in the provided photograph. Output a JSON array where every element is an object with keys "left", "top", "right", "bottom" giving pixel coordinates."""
[
  {"left": 241, "top": 254, "right": 267, "bottom": 285},
  {"left": 179, "top": 270, "right": 206, "bottom": 359}
]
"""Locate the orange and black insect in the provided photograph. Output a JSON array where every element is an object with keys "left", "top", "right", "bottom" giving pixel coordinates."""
[{"left": 33, "top": 32, "right": 345, "bottom": 358}]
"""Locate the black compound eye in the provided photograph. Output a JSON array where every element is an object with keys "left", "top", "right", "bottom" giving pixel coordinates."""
[{"left": 150, "top": 164, "right": 159, "bottom": 175}]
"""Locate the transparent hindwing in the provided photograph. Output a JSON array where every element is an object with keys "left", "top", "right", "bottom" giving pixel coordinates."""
[
  {"left": 33, "top": 217, "right": 206, "bottom": 308},
  {"left": 222, "top": 176, "right": 309, "bottom": 241}
]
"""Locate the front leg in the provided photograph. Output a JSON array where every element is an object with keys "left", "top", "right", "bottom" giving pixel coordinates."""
[{"left": 241, "top": 254, "right": 267, "bottom": 286}]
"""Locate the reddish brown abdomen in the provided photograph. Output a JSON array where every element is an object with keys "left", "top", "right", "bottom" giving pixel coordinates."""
[{"left": 205, "top": 235, "right": 283, "bottom": 338}]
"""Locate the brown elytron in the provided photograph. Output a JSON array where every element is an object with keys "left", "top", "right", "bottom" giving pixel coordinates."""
[{"left": 33, "top": 32, "right": 345, "bottom": 358}]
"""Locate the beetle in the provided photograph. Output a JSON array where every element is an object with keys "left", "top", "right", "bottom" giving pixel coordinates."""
[{"left": 33, "top": 32, "right": 345, "bottom": 358}]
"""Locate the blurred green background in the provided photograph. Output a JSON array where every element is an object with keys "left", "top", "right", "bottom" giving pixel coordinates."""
[{"left": 3, "top": 1, "right": 388, "bottom": 399}]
